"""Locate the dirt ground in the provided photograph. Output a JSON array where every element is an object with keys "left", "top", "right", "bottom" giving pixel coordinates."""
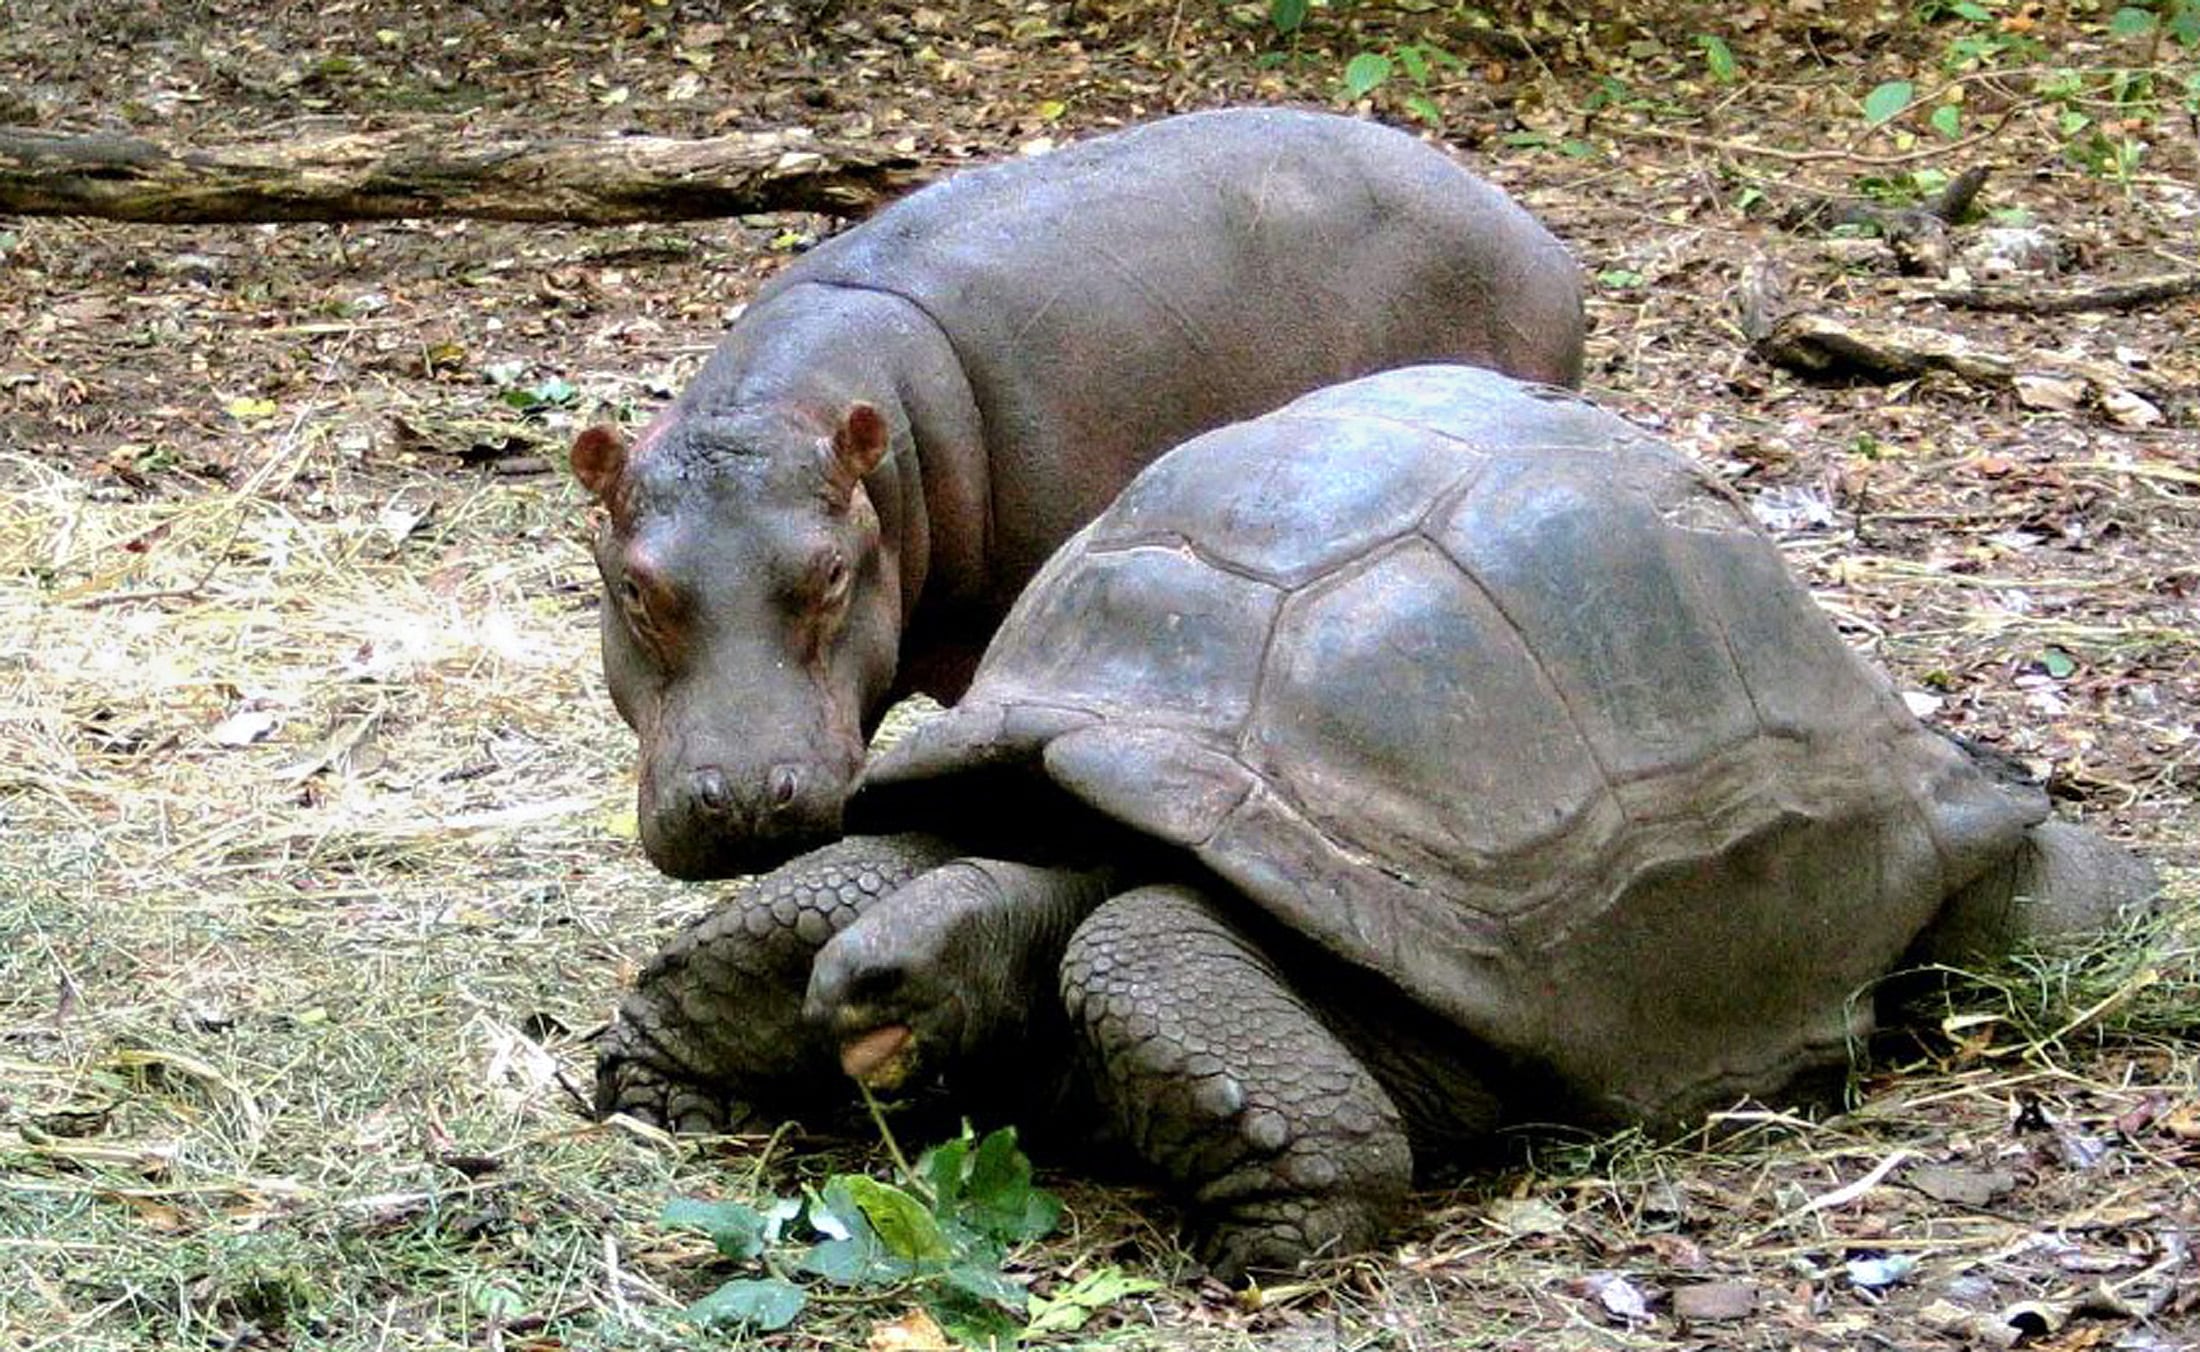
[{"left": 2, "top": 0, "right": 2197, "bottom": 1348}]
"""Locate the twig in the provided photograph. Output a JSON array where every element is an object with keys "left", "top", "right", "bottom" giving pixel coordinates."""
[
  {"left": 1624, "top": 121, "right": 2006, "bottom": 167},
  {"left": 1746, "top": 1148, "right": 1915, "bottom": 1242},
  {"left": 858, "top": 1081, "right": 931, "bottom": 1203}
]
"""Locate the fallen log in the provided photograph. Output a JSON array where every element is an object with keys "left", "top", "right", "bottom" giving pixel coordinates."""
[
  {"left": 1748, "top": 309, "right": 2175, "bottom": 427},
  {"left": 0, "top": 123, "right": 925, "bottom": 225},
  {"left": 1928, "top": 271, "right": 2200, "bottom": 315}
]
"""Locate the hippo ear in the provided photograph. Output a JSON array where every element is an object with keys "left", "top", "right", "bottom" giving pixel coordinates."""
[
  {"left": 824, "top": 402, "right": 889, "bottom": 508},
  {"left": 570, "top": 425, "right": 627, "bottom": 502}
]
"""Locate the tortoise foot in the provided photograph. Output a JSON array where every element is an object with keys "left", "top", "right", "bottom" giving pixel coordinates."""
[
  {"left": 1061, "top": 884, "right": 1414, "bottom": 1281},
  {"left": 595, "top": 1020, "right": 756, "bottom": 1134}
]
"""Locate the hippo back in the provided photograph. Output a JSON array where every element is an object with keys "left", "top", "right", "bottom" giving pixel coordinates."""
[{"left": 766, "top": 109, "right": 1585, "bottom": 582}]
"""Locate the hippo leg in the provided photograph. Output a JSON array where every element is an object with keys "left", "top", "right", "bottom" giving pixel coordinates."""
[
  {"left": 1060, "top": 884, "right": 1416, "bottom": 1281},
  {"left": 595, "top": 833, "right": 962, "bottom": 1131},
  {"left": 1906, "top": 820, "right": 2160, "bottom": 967}
]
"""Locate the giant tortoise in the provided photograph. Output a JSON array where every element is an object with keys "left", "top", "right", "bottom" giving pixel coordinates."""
[{"left": 595, "top": 365, "right": 2154, "bottom": 1277}]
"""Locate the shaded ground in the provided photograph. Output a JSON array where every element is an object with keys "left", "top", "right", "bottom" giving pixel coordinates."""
[{"left": 2, "top": 0, "right": 2196, "bottom": 1348}]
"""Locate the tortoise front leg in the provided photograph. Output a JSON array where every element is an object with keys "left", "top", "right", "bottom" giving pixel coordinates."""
[
  {"left": 595, "top": 833, "right": 963, "bottom": 1132},
  {"left": 804, "top": 857, "right": 1114, "bottom": 1109},
  {"left": 1060, "top": 884, "right": 1419, "bottom": 1281}
]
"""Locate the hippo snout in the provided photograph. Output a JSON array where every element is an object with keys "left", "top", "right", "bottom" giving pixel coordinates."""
[{"left": 640, "top": 759, "right": 851, "bottom": 880}]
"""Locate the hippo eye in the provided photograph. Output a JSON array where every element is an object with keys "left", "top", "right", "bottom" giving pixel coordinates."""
[
  {"left": 818, "top": 552, "right": 851, "bottom": 602},
  {"left": 616, "top": 567, "right": 676, "bottom": 644}
]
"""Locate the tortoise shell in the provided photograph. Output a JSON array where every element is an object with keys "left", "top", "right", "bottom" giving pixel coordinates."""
[{"left": 862, "top": 364, "right": 2044, "bottom": 1125}]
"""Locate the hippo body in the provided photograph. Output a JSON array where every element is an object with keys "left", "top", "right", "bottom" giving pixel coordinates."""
[{"left": 572, "top": 107, "right": 1585, "bottom": 879}]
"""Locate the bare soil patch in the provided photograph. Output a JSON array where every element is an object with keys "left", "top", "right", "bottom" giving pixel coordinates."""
[{"left": 3, "top": 1, "right": 2195, "bottom": 1348}]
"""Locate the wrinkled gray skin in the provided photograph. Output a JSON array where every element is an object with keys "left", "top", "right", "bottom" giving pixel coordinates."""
[
  {"left": 570, "top": 108, "right": 1585, "bottom": 880},
  {"left": 594, "top": 367, "right": 2156, "bottom": 1279}
]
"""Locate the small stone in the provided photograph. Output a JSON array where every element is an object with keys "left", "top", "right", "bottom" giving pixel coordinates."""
[
  {"left": 1908, "top": 1163, "right": 2016, "bottom": 1207},
  {"left": 1673, "top": 1281, "right": 1756, "bottom": 1323}
]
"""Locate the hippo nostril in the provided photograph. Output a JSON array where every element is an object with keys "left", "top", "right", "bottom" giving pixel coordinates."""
[
  {"left": 691, "top": 767, "right": 733, "bottom": 814},
  {"left": 766, "top": 764, "right": 802, "bottom": 813}
]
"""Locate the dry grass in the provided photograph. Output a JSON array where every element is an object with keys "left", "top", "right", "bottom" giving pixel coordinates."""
[{"left": 5, "top": 368, "right": 2194, "bottom": 1350}]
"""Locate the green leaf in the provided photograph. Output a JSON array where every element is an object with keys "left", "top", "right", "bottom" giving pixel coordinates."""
[
  {"left": 1398, "top": 45, "right": 1429, "bottom": 82},
  {"left": 926, "top": 1288, "right": 1024, "bottom": 1349},
  {"left": 1863, "top": 80, "right": 1915, "bottom": 126},
  {"left": 800, "top": 1233, "right": 914, "bottom": 1285},
  {"left": 919, "top": 1133, "right": 971, "bottom": 1211},
  {"left": 467, "top": 1280, "right": 526, "bottom": 1320},
  {"left": 1930, "top": 104, "right": 1963, "bottom": 137},
  {"left": 801, "top": 1179, "right": 911, "bottom": 1284},
  {"left": 1268, "top": 0, "right": 1308, "bottom": 35},
  {"left": 1596, "top": 268, "right": 1644, "bottom": 289},
  {"left": 683, "top": 1277, "right": 807, "bottom": 1331},
  {"left": 2040, "top": 647, "right": 2078, "bottom": 679},
  {"left": 2109, "top": 5, "right": 2157, "bottom": 36},
  {"left": 1404, "top": 93, "right": 1445, "bottom": 126},
  {"left": 808, "top": 1177, "right": 867, "bottom": 1242},
  {"left": 1024, "top": 1266, "right": 1166, "bottom": 1337},
  {"left": 1697, "top": 34, "right": 1738, "bottom": 84},
  {"left": 965, "top": 1129, "right": 1028, "bottom": 1207},
  {"left": 957, "top": 1128, "right": 1061, "bottom": 1244},
  {"left": 940, "top": 1258, "right": 1027, "bottom": 1310},
  {"left": 843, "top": 1176, "right": 954, "bottom": 1262},
  {"left": 1343, "top": 52, "right": 1393, "bottom": 99},
  {"left": 660, "top": 1197, "right": 773, "bottom": 1262}
]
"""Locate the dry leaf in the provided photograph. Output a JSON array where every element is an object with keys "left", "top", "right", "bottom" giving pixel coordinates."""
[
  {"left": 1487, "top": 1196, "right": 1568, "bottom": 1237},
  {"left": 2012, "top": 374, "right": 2084, "bottom": 411},
  {"left": 208, "top": 707, "right": 281, "bottom": 746},
  {"left": 868, "top": 1306, "right": 953, "bottom": 1351},
  {"left": 1569, "top": 1271, "right": 1652, "bottom": 1327},
  {"left": 1917, "top": 1298, "right": 2025, "bottom": 1349},
  {"left": 1640, "top": 1232, "right": 1707, "bottom": 1270},
  {"left": 2159, "top": 1102, "right": 2200, "bottom": 1140},
  {"left": 2101, "top": 389, "right": 2163, "bottom": 428}
]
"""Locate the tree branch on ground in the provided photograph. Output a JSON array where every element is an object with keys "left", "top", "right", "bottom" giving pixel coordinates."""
[
  {"left": 1747, "top": 309, "right": 2175, "bottom": 427},
  {"left": 0, "top": 123, "right": 926, "bottom": 225},
  {"left": 1928, "top": 271, "right": 2200, "bottom": 314},
  {"left": 1777, "top": 166, "right": 1992, "bottom": 277}
]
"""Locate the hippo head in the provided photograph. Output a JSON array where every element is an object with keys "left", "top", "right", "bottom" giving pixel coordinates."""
[{"left": 571, "top": 401, "right": 902, "bottom": 880}]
